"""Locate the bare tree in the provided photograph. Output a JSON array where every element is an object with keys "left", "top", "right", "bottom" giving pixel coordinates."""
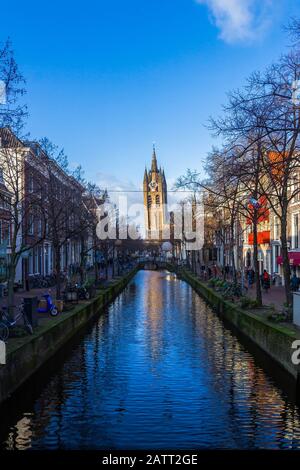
[
  {"left": 0, "top": 130, "right": 47, "bottom": 318},
  {"left": 0, "top": 39, "right": 27, "bottom": 133},
  {"left": 37, "top": 138, "right": 87, "bottom": 299},
  {"left": 210, "top": 47, "right": 300, "bottom": 305}
]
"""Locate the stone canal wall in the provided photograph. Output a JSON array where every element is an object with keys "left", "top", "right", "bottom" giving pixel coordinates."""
[
  {"left": 0, "top": 268, "right": 138, "bottom": 405},
  {"left": 180, "top": 269, "right": 300, "bottom": 384}
]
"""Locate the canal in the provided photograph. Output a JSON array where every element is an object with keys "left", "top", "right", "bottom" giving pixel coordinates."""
[{"left": 1, "top": 270, "right": 300, "bottom": 450}]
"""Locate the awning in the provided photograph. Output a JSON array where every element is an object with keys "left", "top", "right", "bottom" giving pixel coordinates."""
[
  {"left": 248, "top": 231, "right": 270, "bottom": 245},
  {"left": 277, "top": 252, "right": 300, "bottom": 266}
]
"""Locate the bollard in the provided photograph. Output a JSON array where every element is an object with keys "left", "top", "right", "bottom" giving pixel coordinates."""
[{"left": 23, "top": 297, "right": 39, "bottom": 327}]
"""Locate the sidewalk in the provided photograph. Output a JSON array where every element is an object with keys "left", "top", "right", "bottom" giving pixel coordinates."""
[
  {"left": 0, "top": 266, "right": 117, "bottom": 329},
  {"left": 247, "top": 284, "right": 286, "bottom": 308},
  {"left": 0, "top": 262, "right": 135, "bottom": 333},
  {"left": 193, "top": 267, "right": 288, "bottom": 309}
]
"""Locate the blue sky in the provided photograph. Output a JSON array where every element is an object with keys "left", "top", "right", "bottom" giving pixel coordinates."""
[{"left": 1, "top": 0, "right": 299, "bottom": 195}]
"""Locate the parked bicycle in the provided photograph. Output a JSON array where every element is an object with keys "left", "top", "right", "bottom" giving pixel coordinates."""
[
  {"left": 0, "top": 302, "right": 33, "bottom": 342},
  {"left": 223, "top": 282, "right": 248, "bottom": 299},
  {"left": 28, "top": 273, "right": 57, "bottom": 289}
]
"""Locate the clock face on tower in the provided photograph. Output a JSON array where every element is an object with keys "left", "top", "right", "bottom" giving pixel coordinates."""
[{"left": 149, "top": 180, "right": 158, "bottom": 192}]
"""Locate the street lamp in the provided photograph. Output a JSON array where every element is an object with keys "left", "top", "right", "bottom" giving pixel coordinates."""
[{"left": 161, "top": 241, "right": 172, "bottom": 263}]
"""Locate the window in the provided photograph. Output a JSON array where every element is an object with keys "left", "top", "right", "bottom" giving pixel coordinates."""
[
  {"left": 147, "top": 195, "right": 151, "bottom": 207},
  {"left": 38, "top": 246, "right": 42, "bottom": 274},
  {"left": 1, "top": 221, "right": 10, "bottom": 244},
  {"left": 45, "top": 219, "right": 49, "bottom": 237},
  {"left": 274, "top": 245, "right": 280, "bottom": 273},
  {"left": 34, "top": 248, "right": 39, "bottom": 273},
  {"left": 44, "top": 244, "right": 49, "bottom": 274},
  {"left": 37, "top": 218, "right": 42, "bottom": 237},
  {"left": 28, "top": 214, "right": 34, "bottom": 235},
  {"left": 293, "top": 213, "right": 299, "bottom": 249},
  {"left": 28, "top": 250, "right": 33, "bottom": 274},
  {"left": 28, "top": 176, "right": 34, "bottom": 193},
  {"left": 293, "top": 176, "right": 300, "bottom": 203},
  {"left": 155, "top": 195, "right": 160, "bottom": 206},
  {"left": 274, "top": 216, "right": 280, "bottom": 241}
]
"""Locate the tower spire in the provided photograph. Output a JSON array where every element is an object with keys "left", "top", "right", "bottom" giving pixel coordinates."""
[
  {"left": 144, "top": 166, "right": 148, "bottom": 183},
  {"left": 151, "top": 144, "right": 158, "bottom": 172}
]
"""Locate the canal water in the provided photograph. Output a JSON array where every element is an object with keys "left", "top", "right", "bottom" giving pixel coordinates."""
[{"left": 1, "top": 270, "right": 300, "bottom": 450}]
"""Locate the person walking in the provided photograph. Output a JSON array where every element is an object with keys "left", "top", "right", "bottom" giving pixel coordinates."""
[
  {"left": 291, "top": 273, "right": 300, "bottom": 292},
  {"left": 247, "top": 268, "right": 255, "bottom": 288},
  {"left": 262, "top": 270, "right": 270, "bottom": 293}
]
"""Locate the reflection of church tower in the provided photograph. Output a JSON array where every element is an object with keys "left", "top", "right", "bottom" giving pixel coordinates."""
[{"left": 143, "top": 146, "right": 168, "bottom": 240}]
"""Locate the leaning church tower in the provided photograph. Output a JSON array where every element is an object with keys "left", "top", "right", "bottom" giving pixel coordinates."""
[{"left": 143, "top": 146, "right": 169, "bottom": 240}]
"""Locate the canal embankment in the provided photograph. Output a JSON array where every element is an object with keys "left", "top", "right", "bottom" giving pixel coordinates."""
[
  {"left": 0, "top": 267, "right": 138, "bottom": 405},
  {"left": 179, "top": 268, "right": 300, "bottom": 386}
]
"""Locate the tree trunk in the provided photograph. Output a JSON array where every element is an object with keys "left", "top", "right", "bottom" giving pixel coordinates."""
[
  {"left": 281, "top": 215, "right": 292, "bottom": 305},
  {"left": 94, "top": 261, "right": 99, "bottom": 283},
  {"left": 253, "top": 218, "right": 262, "bottom": 307},
  {"left": 112, "top": 245, "right": 115, "bottom": 278},
  {"left": 79, "top": 236, "right": 85, "bottom": 285},
  {"left": 191, "top": 250, "right": 196, "bottom": 274},
  {"left": 105, "top": 246, "right": 108, "bottom": 280},
  {"left": 223, "top": 243, "right": 226, "bottom": 280},
  {"left": 7, "top": 262, "right": 16, "bottom": 321},
  {"left": 54, "top": 245, "right": 62, "bottom": 299},
  {"left": 230, "top": 223, "right": 237, "bottom": 284}
]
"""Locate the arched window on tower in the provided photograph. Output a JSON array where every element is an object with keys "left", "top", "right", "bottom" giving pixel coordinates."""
[
  {"left": 147, "top": 195, "right": 152, "bottom": 207},
  {"left": 155, "top": 195, "right": 160, "bottom": 206}
]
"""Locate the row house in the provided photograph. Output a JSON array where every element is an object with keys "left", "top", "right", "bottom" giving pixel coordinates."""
[
  {"left": 214, "top": 193, "right": 300, "bottom": 286},
  {"left": 271, "top": 187, "right": 300, "bottom": 283},
  {"left": 0, "top": 168, "right": 12, "bottom": 280},
  {"left": 0, "top": 128, "right": 88, "bottom": 287},
  {"left": 241, "top": 196, "right": 272, "bottom": 276}
]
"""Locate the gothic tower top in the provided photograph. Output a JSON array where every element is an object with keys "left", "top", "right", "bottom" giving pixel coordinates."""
[{"left": 143, "top": 146, "right": 168, "bottom": 240}]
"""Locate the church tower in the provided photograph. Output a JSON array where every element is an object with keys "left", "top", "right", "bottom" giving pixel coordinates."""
[{"left": 143, "top": 146, "right": 168, "bottom": 240}]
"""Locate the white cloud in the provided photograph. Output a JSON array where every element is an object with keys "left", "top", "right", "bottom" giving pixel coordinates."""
[
  {"left": 196, "top": 0, "right": 273, "bottom": 43},
  {"left": 96, "top": 172, "right": 146, "bottom": 236},
  {"left": 95, "top": 171, "right": 142, "bottom": 206}
]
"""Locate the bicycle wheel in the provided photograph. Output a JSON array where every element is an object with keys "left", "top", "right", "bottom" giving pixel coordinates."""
[
  {"left": 0, "top": 322, "right": 9, "bottom": 341},
  {"left": 50, "top": 306, "right": 58, "bottom": 317}
]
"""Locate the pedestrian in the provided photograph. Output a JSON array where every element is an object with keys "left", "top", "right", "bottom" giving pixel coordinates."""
[
  {"left": 248, "top": 268, "right": 254, "bottom": 288},
  {"left": 291, "top": 273, "right": 300, "bottom": 292},
  {"left": 225, "top": 265, "right": 229, "bottom": 279},
  {"left": 262, "top": 270, "right": 270, "bottom": 293}
]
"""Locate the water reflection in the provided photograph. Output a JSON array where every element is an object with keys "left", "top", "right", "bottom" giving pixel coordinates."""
[{"left": 1, "top": 270, "right": 300, "bottom": 449}]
